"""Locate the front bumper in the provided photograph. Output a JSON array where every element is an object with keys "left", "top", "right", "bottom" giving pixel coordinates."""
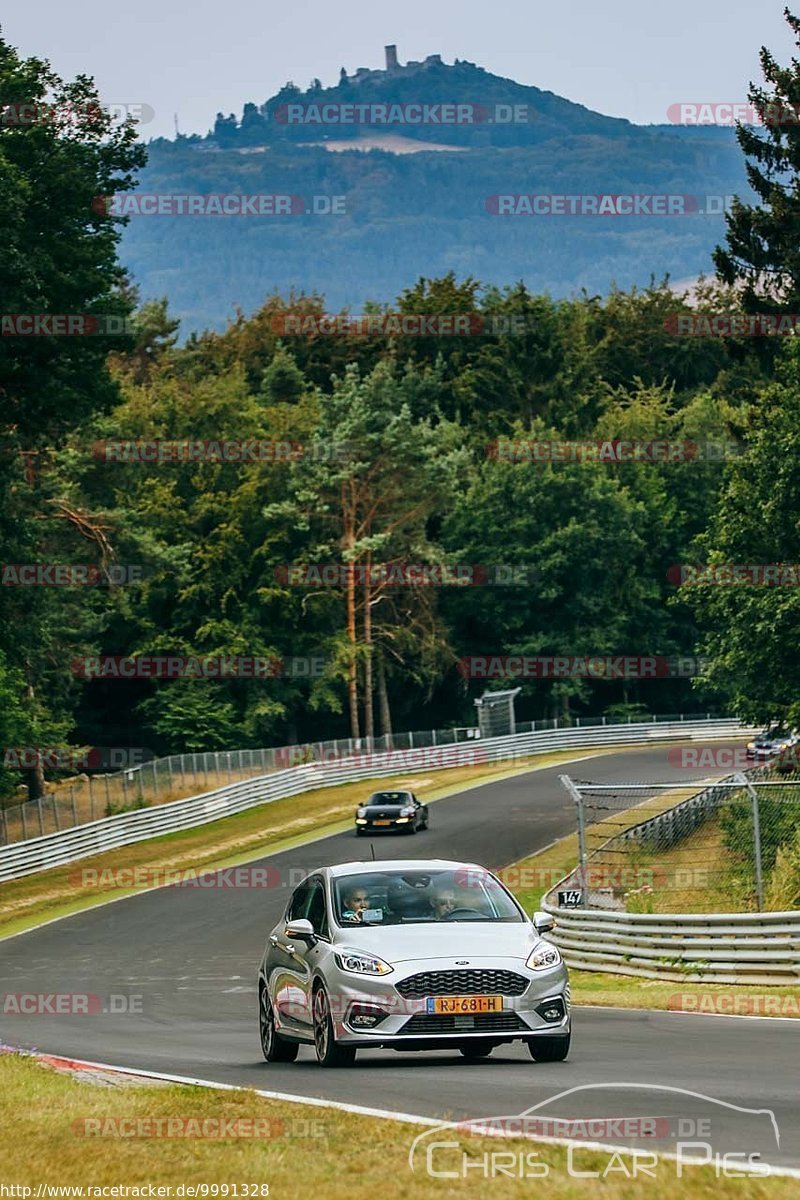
[
  {"left": 323, "top": 957, "right": 571, "bottom": 1047},
  {"left": 355, "top": 818, "right": 411, "bottom": 832}
]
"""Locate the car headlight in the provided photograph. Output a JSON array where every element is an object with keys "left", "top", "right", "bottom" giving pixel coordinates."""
[
  {"left": 356, "top": 807, "right": 367, "bottom": 818},
  {"left": 399, "top": 806, "right": 415, "bottom": 816},
  {"left": 526, "top": 945, "right": 562, "bottom": 971},
  {"left": 335, "top": 949, "right": 393, "bottom": 976},
  {"left": 746, "top": 742, "right": 755, "bottom": 751}
]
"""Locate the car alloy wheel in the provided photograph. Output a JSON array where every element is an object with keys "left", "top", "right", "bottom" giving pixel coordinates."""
[
  {"left": 259, "top": 986, "right": 298, "bottom": 1063},
  {"left": 312, "top": 985, "right": 356, "bottom": 1067}
]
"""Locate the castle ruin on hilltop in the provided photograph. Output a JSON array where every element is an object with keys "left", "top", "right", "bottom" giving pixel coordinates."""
[{"left": 340, "top": 46, "right": 475, "bottom": 85}]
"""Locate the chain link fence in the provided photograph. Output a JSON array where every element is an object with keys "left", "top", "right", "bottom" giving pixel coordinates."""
[
  {"left": 0, "top": 711, "right": 720, "bottom": 846},
  {"left": 559, "top": 764, "right": 800, "bottom": 914}
]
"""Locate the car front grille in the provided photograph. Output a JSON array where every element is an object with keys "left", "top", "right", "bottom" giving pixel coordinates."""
[
  {"left": 399, "top": 1012, "right": 528, "bottom": 1034},
  {"left": 396, "top": 970, "right": 529, "bottom": 998}
]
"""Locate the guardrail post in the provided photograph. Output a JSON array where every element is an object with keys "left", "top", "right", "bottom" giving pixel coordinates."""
[
  {"left": 1, "top": 804, "right": 7, "bottom": 845},
  {"left": 37, "top": 795, "right": 44, "bottom": 836},
  {"left": 21, "top": 803, "right": 27, "bottom": 840},
  {"left": 738, "top": 773, "right": 765, "bottom": 912},
  {"left": 52, "top": 793, "right": 60, "bottom": 831},
  {"left": 72, "top": 786, "right": 79, "bottom": 826}
]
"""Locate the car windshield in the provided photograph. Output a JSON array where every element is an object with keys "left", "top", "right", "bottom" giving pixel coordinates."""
[
  {"left": 333, "top": 868, "right": 524, "bottom": 925},
  {"left": 366, "top": 792, "right": 409, "bottom": 806}
]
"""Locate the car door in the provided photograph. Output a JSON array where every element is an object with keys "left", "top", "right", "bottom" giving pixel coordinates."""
[
  {"left": 269, "top": 879, "right": 312, "bottom": 1035},
  {"left": 280, "top": 874, "right": 332, "bottom": 1034},
  {"left": 303, "top": 876, "right": 334, "bottom": 1014}
]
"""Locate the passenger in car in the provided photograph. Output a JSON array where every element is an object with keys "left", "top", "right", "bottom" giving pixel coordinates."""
[{"left": 340, "top": 886, "right": 371, "bottom": 923}]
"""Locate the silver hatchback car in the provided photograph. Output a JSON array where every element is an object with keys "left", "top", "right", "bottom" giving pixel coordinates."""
[{"left": 257, "top": 858, "right": 570, "bottom": 1067}]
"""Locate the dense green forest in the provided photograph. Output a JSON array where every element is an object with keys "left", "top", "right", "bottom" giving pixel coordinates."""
[{"left": 3, "top": 14, "right": 800, "bottom": 804}]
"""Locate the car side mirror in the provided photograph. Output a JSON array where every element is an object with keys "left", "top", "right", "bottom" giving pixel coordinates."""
[
  {"left": 532, "top": 911, "right": 555, "bottom": 935},
  {"left": 285, "top": 918, "right": 316, "bottom": 943}
]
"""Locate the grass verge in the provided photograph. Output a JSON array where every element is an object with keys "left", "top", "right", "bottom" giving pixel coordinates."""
[{"left": 0, "top": 1053, "right": 795, "bottom": 1197}]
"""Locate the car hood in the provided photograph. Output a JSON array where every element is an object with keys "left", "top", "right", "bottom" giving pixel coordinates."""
[{"left": 333, "top": 921, "right": 542, "bottom": 964}]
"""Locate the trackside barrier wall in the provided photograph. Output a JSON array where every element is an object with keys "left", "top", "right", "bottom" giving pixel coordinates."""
[{"left": 0, "top": 718, "right": 752, "bottom": 883}]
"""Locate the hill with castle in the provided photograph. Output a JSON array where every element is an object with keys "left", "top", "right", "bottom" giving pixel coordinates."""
[{"left": 126, "top": 47, "right": 747, "bottom": 333}]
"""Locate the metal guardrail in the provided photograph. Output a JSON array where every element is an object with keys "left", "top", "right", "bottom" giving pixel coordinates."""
[
  {"left": 0, "top": 717, "right": 751, "bottom": 884},
  {"left": 541, "top": 905, "right": 800, "bottom": 985},
  {"left": 1, "top": 712, "right": 721, "bottom": 846},
  {"left": 544, "top": 768, "right": 800, "bottom": 985}
]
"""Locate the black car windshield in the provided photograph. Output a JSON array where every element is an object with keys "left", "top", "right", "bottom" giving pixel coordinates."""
[
  {"left": 366, "top": 792, "right": 410, "bottom": 806},
  {"left": 333, "top": 868, "right": 524, "bottom": 925}
]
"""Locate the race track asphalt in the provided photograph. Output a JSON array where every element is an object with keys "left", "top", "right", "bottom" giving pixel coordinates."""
[{"left": 1, "top": 741, "right": 798, "bottom": 1171}]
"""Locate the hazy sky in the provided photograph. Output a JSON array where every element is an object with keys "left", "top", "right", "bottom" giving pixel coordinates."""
[{"left": 2, "top": 0, "right": 796, "bottom": 140}]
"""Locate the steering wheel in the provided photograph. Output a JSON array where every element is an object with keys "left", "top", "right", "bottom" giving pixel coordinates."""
[{"left": 442, "top": 907, "right": 490, "bottom": 920}]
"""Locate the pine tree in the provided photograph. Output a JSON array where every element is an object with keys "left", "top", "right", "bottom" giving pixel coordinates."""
[{"left": 714, "top": 8, "right": 800, "bottom": 312}]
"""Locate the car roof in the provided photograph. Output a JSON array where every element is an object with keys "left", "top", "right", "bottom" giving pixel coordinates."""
[{"left": 326, "top": 859, "right": 484, "bottom": 878}]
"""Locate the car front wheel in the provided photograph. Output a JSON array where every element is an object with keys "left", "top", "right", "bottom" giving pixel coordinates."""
[
  {"left": 527, "top": 1029, "right": 571, "bottom": 1062},
  {"left": 313, "top": 985, "right": 356, "bottom": 1067},
  {"left": 259, "top": 986, "right": 298, "bottom": 1063}
]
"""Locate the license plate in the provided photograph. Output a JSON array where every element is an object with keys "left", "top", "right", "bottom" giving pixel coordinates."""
[
  {"left": 373, "top": 819, "right": 392, "bottom": 826},
  {"left": 426, "top": 995, "right": 503, "bottom": 1015}
]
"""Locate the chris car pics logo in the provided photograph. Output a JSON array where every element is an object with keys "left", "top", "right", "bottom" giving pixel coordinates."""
[{"left": 408, "top": 1084, "right": 780, "bottom": 1181}]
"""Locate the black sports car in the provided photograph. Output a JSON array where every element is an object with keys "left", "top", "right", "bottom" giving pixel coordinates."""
[{"left": 354, "top": 790, "right": 429, "bottom": 835}]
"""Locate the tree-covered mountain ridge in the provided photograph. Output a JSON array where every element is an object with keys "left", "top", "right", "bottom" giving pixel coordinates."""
[{"left": 127, "top": 52, "right": 748, "bottom": 332}]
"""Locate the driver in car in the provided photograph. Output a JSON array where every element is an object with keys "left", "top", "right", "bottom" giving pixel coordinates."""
[
  {"left": 429, "top": 886, "right": 457, "bottom": 919},
  {"left": 341, "top": 886, "right": 371, "bottom": 923}
]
